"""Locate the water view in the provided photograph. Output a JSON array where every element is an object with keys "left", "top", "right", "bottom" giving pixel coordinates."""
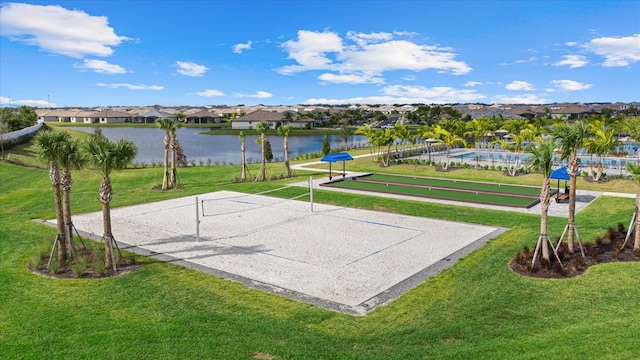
[{"left": 69, "top": 127, "right": 367, "bottom": 165}]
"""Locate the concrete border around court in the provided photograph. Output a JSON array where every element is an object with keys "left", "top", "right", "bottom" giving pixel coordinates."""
[
  {"left": 58, "top": 224, "right": 506, "bottom": 315},
  {"left": 40, "top": 190, "right": 508, "bottom": 315}
]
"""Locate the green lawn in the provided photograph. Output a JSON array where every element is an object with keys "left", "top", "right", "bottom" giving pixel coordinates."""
[{"left": 1, "top": 149, "right": 639, "bottom": 358}]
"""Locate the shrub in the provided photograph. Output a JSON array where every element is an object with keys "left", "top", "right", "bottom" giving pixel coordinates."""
[
  {"left": 48, "top": 262, "right": 59, "bottom": 274},
  {"left": 94, "top": 262, "right": 106, "bottom": 277},
  {"left": 72, "top": 264, "right": 84, "bottom": 277}
]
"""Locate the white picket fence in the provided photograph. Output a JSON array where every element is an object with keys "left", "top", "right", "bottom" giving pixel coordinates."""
[{"left": 0, "top": 120, "right": 44, "bottom": 142}]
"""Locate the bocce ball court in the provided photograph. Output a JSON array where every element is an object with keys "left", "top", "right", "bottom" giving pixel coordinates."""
[{"left": 320, "top": 173, "right": 546, "bottom": 208}]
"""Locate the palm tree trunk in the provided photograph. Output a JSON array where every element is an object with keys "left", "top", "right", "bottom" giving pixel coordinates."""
[
  {"left": 540, "top": 178, "right": 551, "bottom": 262},
  {"left": 99, "top": 176, "right": 114, "bottom": 270},
  {"left": 284, "top": 136, "right": 292, "bottom": 177},
  {"left": 260, "top": 133, "right": 266, "bottom": 181},
  {"left": 567, "top": 155, "right": 578, "bottom": 253},
  {"left": 444, "top": 148, "right": 450, "bottom": 170},
  {"left": 170, "top": 137, "right": 177, "bottom": 188},
  {"left": 513, "top": 151, "right": 521, "bottom": 176},
  {"left": 162, "top": 134, "right": 170, "bottom": 190},
  {"left": 635, "top": 184, "right": 640, "bottom": 252},
  {"left": 50, "top": 161, "right": 67, "bottom": 263},
  {"left": 61, "top": 169, "right": 74, "bottom": 259},
  {"left": 240, "top": 141, "right": 246, "bottom": 180}
]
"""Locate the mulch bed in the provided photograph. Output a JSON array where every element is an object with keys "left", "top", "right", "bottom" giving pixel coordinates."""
[
  {"left": 30, "top": 247, "right": 142, "bottom": 279},
  {"left": 510, "top": 223, "right": 638, "bottom": 279}
]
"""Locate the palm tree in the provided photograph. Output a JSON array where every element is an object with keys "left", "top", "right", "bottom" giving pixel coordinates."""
[
  {"left": 156, "top": 118, "right": 172, "bottom": 190},
  {"left": 355, "top": 123, "right": 378, "bottom": 160},
  {"left": 239, "top": 131, "right": 247, "bottom": 181},
  {"left": 492, "top": 126, "right": 537, "bottom": 176},
  {"left": 277, "top": 124, "right": 293, "bottom": 177},
  {"left": 393, "top": 120, "right": 411, "bottom": 151},
  {"left": 622, "top": 117, "right": 640, "bottom": 161},
  {"left": 585, "top": 127, "right": 619, "bottom": 181},
  {"left": 57, "top": 135, "right": 84, "bottom": 258},
  {"left": 623, "top": 116, "right": 640, "bottom": 252},
  {"left": 464, "top": 117, "right": 492, "bottom": 166},
  {"left": 255, "top": 120, "right": 269, "bottom": 181},
  {"left": 379, "top": 127, "right": 397, "bottom": 167},
  {"left": 419, "top": 123, "right": 438, "bottom": 163},
  {"left": 552, "top": 121, "right": 591, "bottom": 254},
  {"left": 526, "top": 140, "right": 560, "bottom": 266},
  {"left": 82, "top": 136, "right": 137, "bottom": 272},
  {"left": 169, "top": 120, "right": 183, "bottom": 188},
  {"left": 34, "top": 130, "right": 69, "bottom": 264},
  {"left": 433, "top": 125, "right": 466, "bottom": 170},
  {"left": 626, "top": 162, "right": 640, "bottom": 252}
]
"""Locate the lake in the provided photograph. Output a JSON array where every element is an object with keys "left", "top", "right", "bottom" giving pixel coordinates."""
[{"left": 68, "top": 127, "right": 367, "bottom": 164}]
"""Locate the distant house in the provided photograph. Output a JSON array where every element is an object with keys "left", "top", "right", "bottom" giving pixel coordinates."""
[
  {"left": 133, "top": 109, "right": 177, "bottom": 124},
  {"left": 548, "top": 105, "right": 593, "bottom": 120},
  {"left": 231, "top": 110, "right": 315, "bottom": 130},
  {"left": 185, "top": 109, "right": 222, "bottom": 124},
  {"left": 81, "top": 110, "right": 132, "bottom": 124},
  {"left": 37, "top": 109, "right": 81, "bottom": 122}
]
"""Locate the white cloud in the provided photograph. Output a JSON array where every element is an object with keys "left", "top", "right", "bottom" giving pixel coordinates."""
[
  {"left": 0, "top": 96, "right": 53, "bottom": 107},
  {"left": 318, "top": 73, "right": 384, "bottom": 84},
  {"left": 279, "top": 30, "right": 344, "bottom": 74},
  {"left": 402, "top": 75, "right": 416, "bottom": 81},
  {"left": 492, "top": 94, "right": 549, "bottom": 104},
  {"left": 249, "top": 91, "right": 272, "bottom": 99},
  {"left": 553, "top": 55, "right": 588, "bottom": 68},
  {"left": 233, "top": 41, "right": 252, "bottom": 54},
  {"left": 74, "top": 59, "right": 127, "bottom": 74},
  {"left": 464, "top": 81, "right": 482, "bottom": 87},
  {"left": 194, "top": 89, "right": 225, "bottom": 97},
  {"left": 304, "top": 85, "right": 485, "bottom": 104},
  {"left": 505, "top": 81, "right": 535, "bottom": 91},
  {"left": 346, "top": 31, "right": 393, "bottom": 47},
  {"left": 233, "top": 91, "right": 273, "bottom": 99},
  {"left": 550, "top": 79, "right": 592, "bottom": 91},
  {"left": 565, "top": 42, "right": 578, "bottom": 47},
  {"left": 0, "top": 3, "right": 128, "bottom": 58},
  {"left": 277, "top": 30, "right": 471, "bottom": 82},
  {"left": 584, "top": 34, "right": 640, "bottom": 67},
  {"left": 175, "top": 61, "right": 208, "bottom": 77},
  {"left": 97, "top": 83, "right": 164, "bottom": 90},
  {"left": 499, "top": 57, "right": 537, "bottom": 66}
]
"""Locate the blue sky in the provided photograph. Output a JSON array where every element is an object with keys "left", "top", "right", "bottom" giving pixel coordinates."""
[{"left": 1, "top": 1, "right": 639, "bottom": 108}]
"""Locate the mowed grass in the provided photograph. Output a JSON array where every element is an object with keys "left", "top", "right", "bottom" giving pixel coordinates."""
[{"left": 1, "top": 151, "right": 639, "bottom": 359}]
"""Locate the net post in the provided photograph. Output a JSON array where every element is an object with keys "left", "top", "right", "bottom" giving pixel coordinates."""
[
  {"left": 309, "top": 176, "right": 314, "bottom": 213},
  {"left": 195, "top": 196, "right": 200, "bottom": 242}
]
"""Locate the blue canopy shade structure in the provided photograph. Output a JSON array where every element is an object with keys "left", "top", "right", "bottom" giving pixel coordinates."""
[
  {"left": 321, "top": 152, "right": 353, "bottom": 180},
  {"left": 550, "top": 166, "right": 571, "bottom": 181},
  {"left": 550, "top": 166, "right": 579, "bottom": 194}
]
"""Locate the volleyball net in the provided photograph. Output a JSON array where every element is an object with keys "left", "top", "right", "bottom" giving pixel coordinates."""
[{"left": 194, "top": 177, "right": 314, "bottom": 242}]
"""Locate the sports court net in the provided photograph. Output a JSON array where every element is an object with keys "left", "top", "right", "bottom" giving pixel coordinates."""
[{"left": 200, "top": 186, "right": 311, "bottom": 218}]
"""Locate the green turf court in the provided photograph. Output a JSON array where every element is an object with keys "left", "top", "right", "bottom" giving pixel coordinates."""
[{"left": 320, "top": 173, "right": 546, "bottom": 208}]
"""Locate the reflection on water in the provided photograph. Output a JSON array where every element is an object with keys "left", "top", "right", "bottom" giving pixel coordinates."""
[{"left": 69, "top": 127, "right": 366, "bottom": 164}]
